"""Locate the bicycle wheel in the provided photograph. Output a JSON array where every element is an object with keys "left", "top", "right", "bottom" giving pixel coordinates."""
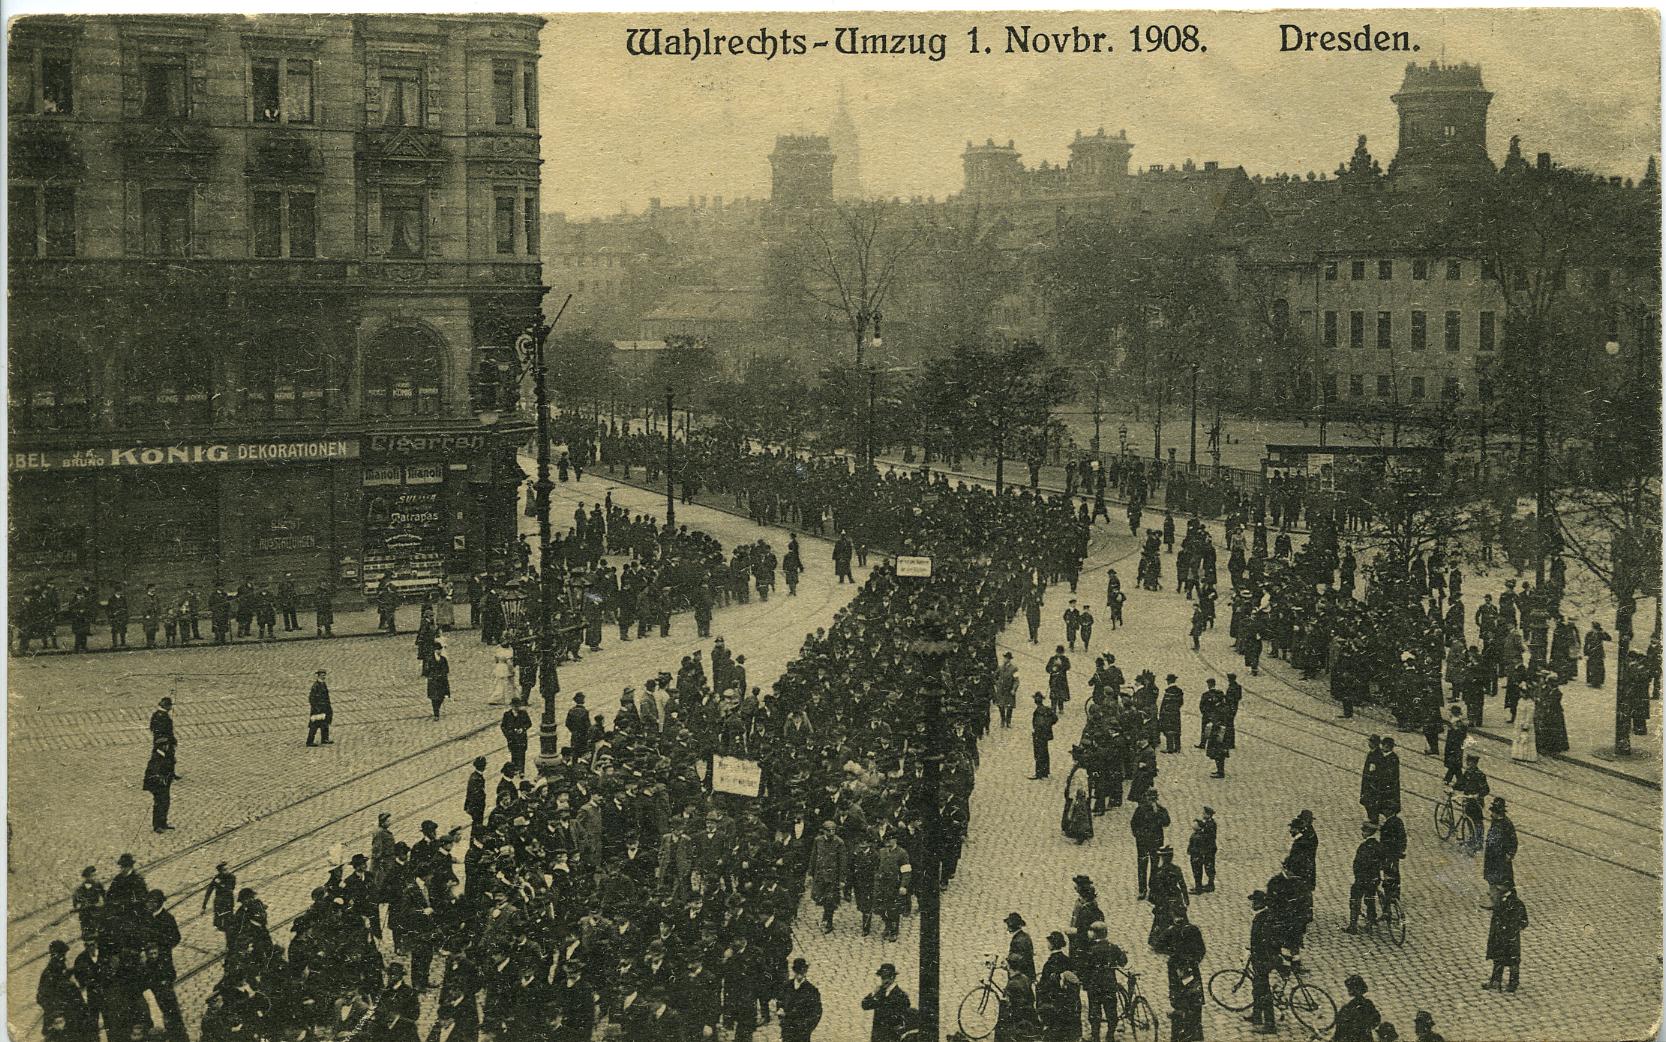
[
  {"left": 1383, "top": 895, "right": 1408, "bottom": 946},
  {"left": 1456, "top": 813, "right": 1478, "bottom": 850},
  {"left": 1287, "top": 980, "right": 1338, "bottom": 1038},
  {"left": 1129, "top": 994, "right": 1160, "bottom": 1042},
  {"left": 1207, "top": 967, "right": 1256, "bottom": 1012},
  {"left": 957, "top": 984, "right": 1000, "bottom": 1041},
  {"left": 1433, "top": 798, "right": 1455, "bottom": 841}
]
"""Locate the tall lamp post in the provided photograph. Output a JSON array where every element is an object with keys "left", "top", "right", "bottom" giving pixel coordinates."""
[
  {"left": 665, "top": 385, "right": 676, "bottom": 530},
  {"left": 510, "top": 295, "right": 570, "bottom": 778}
]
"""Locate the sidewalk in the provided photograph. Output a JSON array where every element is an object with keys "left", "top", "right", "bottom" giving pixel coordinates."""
[{"left": 12, "top": 600, "right": 445, "bottom": 659}]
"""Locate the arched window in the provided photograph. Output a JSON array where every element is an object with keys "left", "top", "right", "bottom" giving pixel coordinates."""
[
  {"left": 363, "top": 326, "right": 442, "bottom": 418},
  {"left": 243, "top": 328, "right": 329, "bottom": 421},
  {"left": 8, "top": 330, "right": 92, "bottom": 431},
  {"left": 123, "top": 333, "right": 212, "bottom": 428}
]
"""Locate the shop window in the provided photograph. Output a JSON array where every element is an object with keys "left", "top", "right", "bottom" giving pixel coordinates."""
[
  {"left": 492, "top": 60, "right": 516, "bottom": 125},
  {"left": 382, "top": 190, "right": 425, "bottom": 258},
  {"left": 9, "top": 45, "right": 74, "bottom": 115},
  {"left": 380, "top": 66, "right": 423, "bottom": 127},
  {"left": 252, "top": 189, "right": 316, "bottom": 258},
  {"left": 243, "top": 329, "right": 329, "bottom": 421},
  {"left": 363, "top": 327, "right": 443, "bottom": 418},
  {"left": 523, "top": 61, "right": 538, "bottom": 128},
  {"left": 123, "top": 334, "right": 213, "bottom": 428},
  {"left": 142, "top": 188, "right": 190, "bottom": 257},
  {"left": 142, "top": 57, "right": 188, "bottom": 118},
  {"left": 9, "top": 333, "right": 93, "bottom": 431}
]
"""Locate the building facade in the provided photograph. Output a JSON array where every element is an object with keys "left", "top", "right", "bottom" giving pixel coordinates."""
[{"left": 8, "top": 14, "right": 546, "bottom": 599}]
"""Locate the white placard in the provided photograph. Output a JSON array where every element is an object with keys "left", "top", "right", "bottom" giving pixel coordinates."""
[
  {"left": 896, "top": 555, "right": 933, "bottom": 578},
  {"left": 711, "top": 754, "right": 761, "bottom": 797}
]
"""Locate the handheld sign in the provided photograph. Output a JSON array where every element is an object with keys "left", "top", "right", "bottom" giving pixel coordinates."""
[
  {"left": 710, "top": 754, "right": 762, "bottom": 798},
  {"left": 896, "top": 555, "right": 934, "bottom": 578}
]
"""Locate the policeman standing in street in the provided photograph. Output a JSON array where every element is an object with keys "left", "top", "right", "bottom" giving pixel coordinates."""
[
  {"left": 143, "top": 739, "right": 176, "bottom": 833},
  {"left": 307, "top": 669, "right": 334, "bottom": 746},
  {"left": 500, "top": 702, "right": 531, "bottom": 774},
  {"left": 1031, "top": 692, "right": 1058, "bottom": 780}
]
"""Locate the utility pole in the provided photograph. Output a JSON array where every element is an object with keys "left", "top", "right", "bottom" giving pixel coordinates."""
[
  {"left": 519, "top": 293, "right": 570, "bottom": 778},
  {"left": 1091, "top": 366, "right": 1103, "bottom": 456},
  {"left": 909, "top": 604, "right": 951, "bottom": 1042},
  {"left": 664, "top": 385, "right": 676, "bottom": 531},
  {"left": 865, "top": 367, "right": 877, "bottom": 471},
  {"left": 1189, "top": 364, "right": 1199, "bottom": 469}
]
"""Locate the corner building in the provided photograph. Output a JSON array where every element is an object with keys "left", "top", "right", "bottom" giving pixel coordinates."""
[{"left": 7, "top": 14, "right": 546, "bottom": 599}]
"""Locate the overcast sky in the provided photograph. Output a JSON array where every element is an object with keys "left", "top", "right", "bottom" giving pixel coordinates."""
[{"left": 539, "top": 9, "right": 1660, "bottom": 219}]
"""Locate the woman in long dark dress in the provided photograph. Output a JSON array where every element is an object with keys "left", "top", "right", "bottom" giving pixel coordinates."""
[
  {"left": 1062, "top": 765, "right": 1094, "bottom": 844},
  {"left": 1533, "top": 673, "right": 1570, "bottom": 755}
]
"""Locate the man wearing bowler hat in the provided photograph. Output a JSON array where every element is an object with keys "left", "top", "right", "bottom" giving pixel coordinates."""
[
  {"left": 781, "top": 957, "right": 822, "bottom": 1042},
  {"left": 860, "top": 962, "right": 911, "bottom": 1042},
  {"left": 307, "top": 670, "right": 333, "bottom": 746}
]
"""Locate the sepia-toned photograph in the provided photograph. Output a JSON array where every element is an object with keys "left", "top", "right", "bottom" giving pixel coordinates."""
[{"left": 5, "top": 9, "right": 1663, "bottom": 1042}]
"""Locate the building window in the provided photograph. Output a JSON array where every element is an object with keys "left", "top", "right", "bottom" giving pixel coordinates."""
[
  {"left": 382, "top": 190, "right": 425, "bottom": 258},
  {"left": 9, "top": 185, "right": 74, "bottom": 258},
  {"left": 1443, "top": 125, "right": 1456, "bottom": 139},
  {"left": 1410, "top": 376, "right": 1426, "bottom": 400},
  {"left": 1412, "top": 258, "right": 1428, "bottom": 281},
  {"left": 1411, "top": 311, "right": 1427, "bottom": 350},
  {"left": 252, "top": 189, "right": 317, "bottom": 258},
  {"left": 1443, "top": 376, "right": 1460, "bottom": 401},
  {"left": 1479, "top": 377, "right": 1494, "bottom": 403},
  {"left": 1376, "top": 311, "right": 1392, "bottom": 349},
  {"left": 1479, "top": 311, "right": 1496, "bottom": 353},
  {"left": 142, "top": 188, "right": 190, "bottom": 256},
  {"left": 1349, "top": 310, "right": 1364, "bottom": 349},
  {"left": 9, "top": 45, "right": 74, "bottom": 115},
  {"left": 1444, "top": 310, "right": 1461, "bottom": 352},
  {"left": 523, "top": 61, "right": 538, "bottom": 128},
  {"left": 123, "top": 334, "right": 212, "bottom": 427},
  {"left": 1447, "top": 260, "right": 1462, "bottom": 281},
  {"left": 141, "top": 57, "right": 188, "bottom": 118},
  {"left": 1376, "top": 374, "right": 1390, "bottom": 398},
  {"left": 252, "top": 56, "right": 313, "bottom": 124},
  {"left": 9, "top": 187, "right": 38, "bottom": 257},
  {"left": 1480, "top": 260, "right": 1494, "bottom": 281},
  {"left": 243, "top": 329, "right": 328, "bottom": 421},
  {"left": 1349, "top": 374, "right": 1364, "bottom": 398},
  {"left": 495, "top": 193, "right": 517, "bottom": 254},
  {"left": 523, "top": 189, "right": 539, "bottom": 256},
  {"left": 1323, "top": 310, "right": 1337, "bottom": 348},
  {"left": 1350, "top": 260, "right": 1366, "bottom": 281},
  {"left": 492, "top": 60, "right": 516, "bottom": 125},
  {"left": 363, "top": 327, "right": 442, "bottom": 418},
  {"left": 1323, "top": 374, "right": 1338, "bottom": 402},
  {"left": 380, "top": 66, "right": 423, "bottom": 127},
  {"left": 10, "top": 335, "right": 94, "bottom": 431},
  {"left": 1324, "top": 260, "right": 1338, "bottom": 282},
  {"left": 1378, "top": 260, "right": 1393, "bottom": 281}
]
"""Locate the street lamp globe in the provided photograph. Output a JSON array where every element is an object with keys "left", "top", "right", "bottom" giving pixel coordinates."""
[{"left": 1605, "top": 340, "right": 1622, "bottom": 356}]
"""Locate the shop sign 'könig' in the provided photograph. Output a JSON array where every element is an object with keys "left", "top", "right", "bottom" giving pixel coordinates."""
[{"left": 10, "top": 439, "right": 359, "bottom": 471}]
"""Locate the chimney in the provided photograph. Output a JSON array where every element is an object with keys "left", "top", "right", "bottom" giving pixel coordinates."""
[
  {"left": 1536, "top": 152, "right": 1551, "bottom": 172},
  {"left": 649, "top": 197, "right": 661, "bottom": 209},
  {"left": 1204, "top": 161, "right": 1219, "bottom": 172}
]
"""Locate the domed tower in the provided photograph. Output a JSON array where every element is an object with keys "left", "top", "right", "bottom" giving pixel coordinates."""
[
  {"left": 828, "top": 86, "right": 864, "bottom": 199},
  {"left": 1067, "top": 127, "right": 1133, "bottom": 190},
  {"left": 962, "top": 138, "right": 1024, "bottom": 200},
  {"left": 770, "top": 134, "right": 835, "bottom": 208},
  {"left": 1388, "top": 61, "right": 1495, "bottom": 188}
]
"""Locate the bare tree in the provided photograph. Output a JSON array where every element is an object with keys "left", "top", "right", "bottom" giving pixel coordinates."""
[{"left": 790, "top": 200, "right": 922, "bottom": 366}]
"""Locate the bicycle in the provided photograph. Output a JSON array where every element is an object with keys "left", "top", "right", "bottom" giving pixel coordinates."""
[
  {"left": 956, "top": 952, "right": 1010, "bottom": 1041},
  {"left": 1377, "top": 882, "right": 1408, "bottom": 947},
  {"left": 1433, "top": 787, "right": 1480, "bottom": 850},
  {"left": 1112, "top": 967, "right": 1161, "bottom": 1042},
  {"left": 1208, "top": 953, "right": 1337, "bottom": 1039}
]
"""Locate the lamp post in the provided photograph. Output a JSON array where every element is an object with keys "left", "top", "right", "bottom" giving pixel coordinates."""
[
  {"left": 512, "top": 293, "right": 571, "bottom": 778},
  {"left": 665, "top": 385, "right": 676, "bottom": 531},
  {"left": 1188, "top": 362, "right": 1200, "bottom": 470}
]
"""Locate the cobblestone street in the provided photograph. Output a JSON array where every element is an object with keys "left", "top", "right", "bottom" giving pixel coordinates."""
[{"left": 9, "top": 469, "right": 1662, "bottom": 1042}]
